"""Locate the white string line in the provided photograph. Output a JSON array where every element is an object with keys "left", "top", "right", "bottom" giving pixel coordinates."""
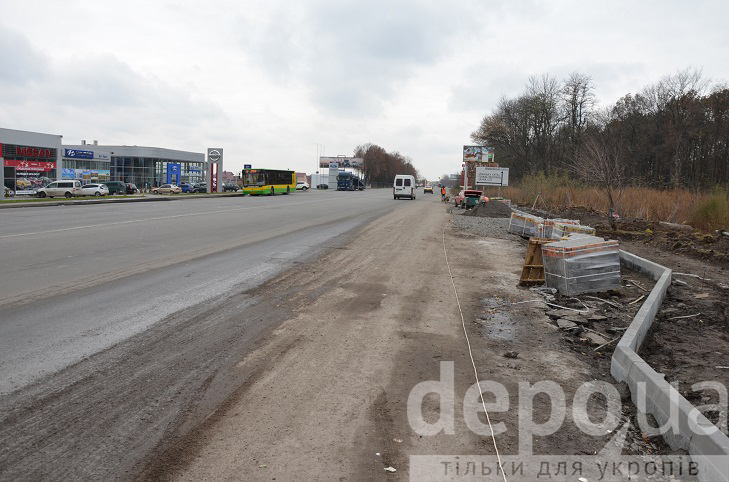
[{"left": 442, "top": 222, "right": 508, "bottom": 482}]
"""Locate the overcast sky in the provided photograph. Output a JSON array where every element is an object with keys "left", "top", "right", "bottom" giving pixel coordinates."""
[{"left": 1, "top": 0, "right": 727, "bottom": 180}]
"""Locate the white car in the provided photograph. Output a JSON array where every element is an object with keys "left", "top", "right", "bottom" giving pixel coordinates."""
[
  {"left": 80, "top": 183, "right": 110, "bottom": 197},
  {"left": 296, "top": 181, "right": 309, "bottom": 191}
]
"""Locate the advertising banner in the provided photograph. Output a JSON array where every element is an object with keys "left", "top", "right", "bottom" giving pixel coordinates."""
[
  {"left": 476, "top": 167, "right": 509, "bottom": 186},
  {"left": 319, "top": 157, "right": 364, "bottom": 169},
  {"left": 4, "top": 160, "right": 56, "bottom": 172},
  {"left": 463, "top": 146, "right": 495, "bottom": 162},
  {"left": 62, "top": 169, "right": 110, "bottom": 182}
]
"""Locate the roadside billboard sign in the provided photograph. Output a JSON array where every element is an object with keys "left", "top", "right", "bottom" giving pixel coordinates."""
[
  {"left": 463, "top": 146, "right": 495, "bottom": 162},
  {"left": 476, "top": 167, "right": 509, "bottom": 186},
  {"left": 319, "top": 157, "right": 364, "bottom": 169}
]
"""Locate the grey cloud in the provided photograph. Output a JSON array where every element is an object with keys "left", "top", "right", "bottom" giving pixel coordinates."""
[
  {"left": 448, "top": 63, "right": 528, "bottom": 113},
  {"left": 0, "top": 33, "right": 228, "bottom": 149},
  {"left": 0, "top": 26, "right": 50, "bottom": 89},
  {"left": 238, "top": 0, "right": 475, "bottom": 116}
]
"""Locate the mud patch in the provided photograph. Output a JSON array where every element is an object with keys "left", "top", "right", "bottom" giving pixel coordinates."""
[{"left": 475, "top": 297, "right": 517, "bottom": 341}]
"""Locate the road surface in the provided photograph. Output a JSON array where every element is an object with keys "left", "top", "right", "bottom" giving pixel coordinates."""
[
  {"left": 0, "top": 190, "right": 615, "bottom": 481},
  {"left": 0, "top": 190, "right": 400, "bottom": 480}
]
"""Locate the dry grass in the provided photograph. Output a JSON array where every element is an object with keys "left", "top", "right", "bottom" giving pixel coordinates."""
[{"left": 484, "top": 175, "right": 729, "bottom": 232}]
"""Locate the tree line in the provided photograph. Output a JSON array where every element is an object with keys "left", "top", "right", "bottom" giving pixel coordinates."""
[
  {"left": 471, "top": 69, "right": 729, "bottom": 191},
  {"left": 353, "top": 143, "right": 419, "bottom": 185}
]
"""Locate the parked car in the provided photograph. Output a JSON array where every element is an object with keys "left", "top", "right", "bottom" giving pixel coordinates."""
[
  {"left": 316, "top": 184, "right": 328, "bottom": 190},
  {"left": 4, "top": 186, "right": 15, "bottom": 197},
  {"left": 125, "top": 183, "right": 138, "bottom": 194},
  {"left": 296, "top": 181, "right": 309, "bottom": 191},
  {"left": 222, "top": 183, "right": 240, "bottom": 192},
  {"left": 424, "top": 185, "right": 433, "bottom": 194},
  {"left": 152, "top": 184, "right": 181, "bottom": 194},
  {"left": 36, "top": 180, "right": 82, "bottom": 198},
  {"left": 104, "top": 181, "right": 127, "bottom": 195},
  {"left": 190, "top": 182, "right": 207, "bottom": 193},
  {"left": 179, "top": 182, "right": 192, "bottom": 193},
  {"left": 454, "top": 189, "right": 482, "bottom": 209},
  {"left": 79, "top": 183, "right": 109, "bottom": 197}
]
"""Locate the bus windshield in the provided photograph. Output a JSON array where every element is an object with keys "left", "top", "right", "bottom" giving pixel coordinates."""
[{"left": 244, "top": 171, "right": 266, "bottom": 186}]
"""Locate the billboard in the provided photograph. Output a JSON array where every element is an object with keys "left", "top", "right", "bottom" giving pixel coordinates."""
[
  {"left": 476, "top": 167, "right": 509, "bottom": 186},
  {"left": 319, "top": 157, "right": 364, "bottom": 169},
  {"left": 61, "top": 168, "right": 111, "bottom": 183},
  {"left": 463, "top": 146, "right": 495, "bottom": 162}
]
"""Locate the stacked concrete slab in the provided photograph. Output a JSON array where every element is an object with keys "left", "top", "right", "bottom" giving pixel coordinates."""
[
  {"left": 542, "top": 235, "right": 621, "bottom": 296},
  {"left": 538, "top": 218, "right": 580, "bottom": 238},
  {"left": 508, "top": 211, "right": 543, "bottom": 237},
  {"left": 550, "top": 221, "right": 596, "bottom": 239}
]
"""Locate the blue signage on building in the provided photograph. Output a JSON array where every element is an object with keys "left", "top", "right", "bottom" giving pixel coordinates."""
[
  {"left": 64, "top": 149, "right": 94, "bottom": 159},
  {"left": 244, "top": 164, "right": 252, "bottom": 169},
  {"left": 167, "top": 163, "right": 182, "bottom": 184}
]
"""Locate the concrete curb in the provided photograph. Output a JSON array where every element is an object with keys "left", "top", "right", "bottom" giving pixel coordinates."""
[
  {"left": 613, "top": 250, "right": 729, "bottom": 482},
  {"left": 0, "top": 192, "right": 247, "bottom": 209}
]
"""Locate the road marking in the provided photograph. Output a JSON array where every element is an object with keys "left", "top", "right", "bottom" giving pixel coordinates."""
[{"left": 0, "top": 193, "right": 384, "bottom": 239}]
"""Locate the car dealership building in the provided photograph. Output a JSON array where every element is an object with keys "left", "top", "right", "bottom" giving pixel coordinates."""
[
  {"left": 2, "top": 127, "right": 208, "bottom": 192},
  {"left": 62, "top": 142, "right": 206, "bottom": 189},
  {"left": 1, "top": 128, "right": 63, "bottom": 194}
]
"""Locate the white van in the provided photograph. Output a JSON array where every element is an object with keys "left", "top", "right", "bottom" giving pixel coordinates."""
[
  {"left": 37, "top": 180, "right": 82, "bottom": 198},
  {"left": 393, "top": 175, "right": 416, "bottom": 200}
]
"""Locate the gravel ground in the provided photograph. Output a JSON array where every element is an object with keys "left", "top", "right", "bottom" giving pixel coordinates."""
[{"left": 448, "top": 206, "right": 516, "bottom": 240}]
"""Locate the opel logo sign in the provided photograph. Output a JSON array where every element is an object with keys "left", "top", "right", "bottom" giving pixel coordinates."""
[{"left": 208, "top": 149, "right": 222, "bottom": 163}]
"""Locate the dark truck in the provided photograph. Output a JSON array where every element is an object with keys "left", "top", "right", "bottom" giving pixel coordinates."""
[{"left": 337, "top": 171, "right": 365, "bottom": 191}]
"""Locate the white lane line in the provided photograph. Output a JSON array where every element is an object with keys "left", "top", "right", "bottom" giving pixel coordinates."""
[{"left": 0, "top": 194, "right": 382, "bottom": 239}]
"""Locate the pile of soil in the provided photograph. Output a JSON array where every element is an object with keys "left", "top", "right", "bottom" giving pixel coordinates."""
[{"left": 463, "top": 200, "right": 513, "bottom": 218}]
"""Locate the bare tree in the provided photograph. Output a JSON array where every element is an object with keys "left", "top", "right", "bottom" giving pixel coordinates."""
[
  {"left": 572, "top": 135, "right": 626, "bottom": 228},
  {"left": 561, "top": 72, "right": 596, "bottom": 151}
]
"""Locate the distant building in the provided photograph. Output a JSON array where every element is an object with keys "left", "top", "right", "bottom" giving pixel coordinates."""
[{"left": 222, "top": 170, "right": 235, "bottom": 183}]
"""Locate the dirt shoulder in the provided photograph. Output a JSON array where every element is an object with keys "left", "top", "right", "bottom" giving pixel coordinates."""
[{"left": 146, "top": 197, "right": 676, "bottom": 481}]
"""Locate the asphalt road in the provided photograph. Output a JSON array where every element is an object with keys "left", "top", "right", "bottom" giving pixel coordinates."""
[{"left": 0, "top": 189, "right": 408, "bottom": 481}]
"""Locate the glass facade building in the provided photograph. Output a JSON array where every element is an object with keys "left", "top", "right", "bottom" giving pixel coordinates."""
[{"left": 63, "top": 144, "right": 206, "bottom": 189}]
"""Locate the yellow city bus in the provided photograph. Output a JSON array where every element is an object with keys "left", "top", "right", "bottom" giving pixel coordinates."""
[{"left": 241, "top": 169, "right": 296, "bottom": 196}]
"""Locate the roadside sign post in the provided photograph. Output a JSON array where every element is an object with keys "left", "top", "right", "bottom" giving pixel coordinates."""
[
  {"left": 207, "top": 148, "right": 223, "bottom": 193},
  {"left": 475, "top": 167, "right": 509, "bottom": 187}
]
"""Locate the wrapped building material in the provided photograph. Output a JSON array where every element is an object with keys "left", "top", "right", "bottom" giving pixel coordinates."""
[
  {"left": 508, "top": 211, "right": 543, "bottom": 237},
  {"left": 539, "top": 218, "right": 580, "bottom": 238},
  {"left": 551, "top": 222, "right": 596, "bottom": 240},
  {"left": 542, "top": 235, "right": 621, "bottom": 296}
]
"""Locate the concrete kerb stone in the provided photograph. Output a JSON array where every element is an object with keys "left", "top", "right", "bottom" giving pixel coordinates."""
[
  {"left": 0, "top": 192, "right": 246, "bottom": 209},
  {"left": 613, "top": 250, "right": 729, "bottom": 482}
]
